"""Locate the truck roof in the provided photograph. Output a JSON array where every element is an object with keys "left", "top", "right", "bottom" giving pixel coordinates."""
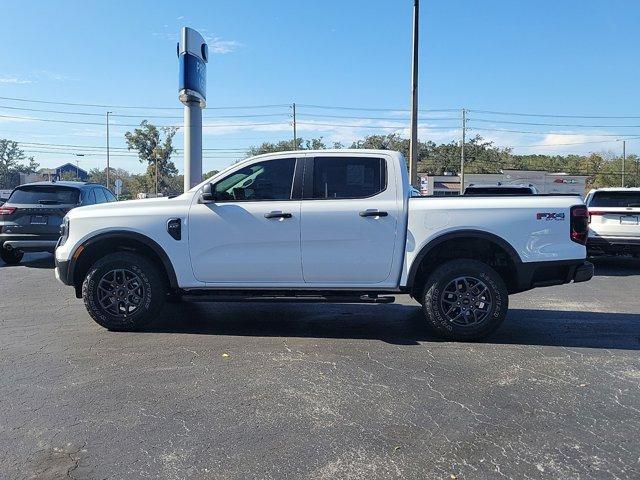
[{"left": 248, "top": 148, "right": 403, "bottom": 159}]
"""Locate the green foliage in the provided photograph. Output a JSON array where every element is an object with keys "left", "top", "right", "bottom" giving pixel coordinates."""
[
  {"left": 58, "top": 171, "right": 79, "bottom": 181},
  {"left": 247, "top": 137, "right": 331, "bottom": 156},
  {"left": 125, "top": 121, "right": 179, "bottom": 195},
  {"left": 0, "top": 139, "right": 39, "bottom": 188},
  {"left": 203, "top": 169, "right": 220, "bottom": 180}
]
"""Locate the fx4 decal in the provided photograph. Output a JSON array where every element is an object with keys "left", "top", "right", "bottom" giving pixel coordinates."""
[{"left": 536, "top": 212, "right": 566, "bottom": 221}]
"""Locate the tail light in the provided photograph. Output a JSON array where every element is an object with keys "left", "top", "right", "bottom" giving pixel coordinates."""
[
  {"left": 0, "top": 206, "right": 16, "bottom": 215},
  {"left": 570, "top": 205, "right": 589, "bottom": 245}
]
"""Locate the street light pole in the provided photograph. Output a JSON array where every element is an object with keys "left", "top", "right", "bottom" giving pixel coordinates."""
[
  {"left": 106, "top": 111, "right": 112, "bottom": 189},
  {"left": 460, "top": 108, "right": 466, "bottom": 194},
  {"left": 408, "top": 0, "right": 420, "bottom": 188},
  {"left": 292, "top": 103, "right": 297, "bottom": 150},
  {"left": 622, "top": 140, "right": 626, "bottom": 188}
]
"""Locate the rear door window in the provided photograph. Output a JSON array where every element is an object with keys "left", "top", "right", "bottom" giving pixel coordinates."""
[
  {"left": 81, "top": 189, "right": 96, "bottom": 205},
  {"left": 309, "top": 157, "right": 386, "bottom": 199},
  {"left": 94, "top": 188, "right": 108, "bottom": 204},
  {"left": 8, "top": 186, "right": 80, "bottom": 205},
  {"left": 589, "top": 191, "right": 640, "bottom": 208}
]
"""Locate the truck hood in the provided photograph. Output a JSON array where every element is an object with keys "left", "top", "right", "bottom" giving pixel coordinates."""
[{"left": 67, "top": 193, "right": 194, "bottom": 220}]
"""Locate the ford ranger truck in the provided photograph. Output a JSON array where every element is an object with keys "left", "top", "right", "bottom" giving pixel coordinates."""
[{"left": 54, "top": 150, "right": 593, "bottom": 340}]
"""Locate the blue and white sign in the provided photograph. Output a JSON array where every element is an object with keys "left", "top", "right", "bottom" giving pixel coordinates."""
[{"left": 178, "top": 27, "right": 208, "bottom": 108}]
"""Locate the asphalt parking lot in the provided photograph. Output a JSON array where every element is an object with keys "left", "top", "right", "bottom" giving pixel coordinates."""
[{"left": 1, "top": 254, "right": 639, "bottom": 480}]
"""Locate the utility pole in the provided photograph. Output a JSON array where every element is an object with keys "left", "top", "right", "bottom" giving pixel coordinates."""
[
  {"left": 408, "top": 0, "right": 420, "bottom": 188},
  {"left": 460, "top": 108, "right": 466, "bottom": 194},
  {"left": 106, "top": 111, "right": 112, "bottom": 189},
  {"left": 292, "top": 103, "right": 297, "bottom": 150},
  {"left": 622, "top": 140, "right": 626, "bottom": 187},
  {"left": 155, "top": 158, "right": 159, "bottom": 196}
]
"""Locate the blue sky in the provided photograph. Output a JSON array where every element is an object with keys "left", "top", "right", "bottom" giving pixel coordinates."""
[{"left": 0, "top": 0, "right": 639, "bottom": 173}]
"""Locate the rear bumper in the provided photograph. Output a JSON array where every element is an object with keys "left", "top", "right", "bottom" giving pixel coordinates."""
[
  {"left": 515, "top": 259, "right": 593, "bottom": 293},
  {"left": 0, "top": 234, "right": 58, "bottom": 253},
  {"left": 587, "top": 236, "right": 640, "bottom": 246}
]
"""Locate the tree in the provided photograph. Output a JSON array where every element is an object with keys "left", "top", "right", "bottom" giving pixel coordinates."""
[
  {"left": 203, "top": 169, "right": 219, "bottom": 179},
  {"left": 59, "top": 171, "right": 79, "bottom": 181},
  {"left": 247, "top": 137, "right": 329, "bottom": 156},
  {"left": 0, "top": 139, "right": 39, "bottom": 188},
  {"left": 125, "top": 121, "right": 178, "bottom": 195}
]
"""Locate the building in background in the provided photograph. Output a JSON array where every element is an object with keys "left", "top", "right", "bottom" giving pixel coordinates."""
[
  {"left": 54, "top": 163, "right": 88, "bottom": 181},
  {"left": 420, "top": 169, "right": 588, "bottom": 196}
]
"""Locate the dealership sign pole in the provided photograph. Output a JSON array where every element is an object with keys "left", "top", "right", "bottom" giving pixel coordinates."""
[{"left": 178, "top": 27, "right": 208, "bottom": 192}]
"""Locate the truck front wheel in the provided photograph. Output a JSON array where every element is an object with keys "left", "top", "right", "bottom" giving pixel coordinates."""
[
  {"left": 82, "top": 252, "right": 166, "bottom": 331},
  {"left": 421, "top": 259, "right": 508, "bottom": 341}
]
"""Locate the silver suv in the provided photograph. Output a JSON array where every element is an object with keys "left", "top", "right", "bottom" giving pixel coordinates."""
[{"left": 586, "top": 188, "right": 640, "bottom": 257}]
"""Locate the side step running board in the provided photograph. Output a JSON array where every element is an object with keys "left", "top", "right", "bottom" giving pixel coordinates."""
[{"left": 181, "top": 292, "right": 395, "bottom": 304}]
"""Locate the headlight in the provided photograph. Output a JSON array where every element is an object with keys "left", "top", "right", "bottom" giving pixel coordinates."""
[{"left": 59, "top": 216, "right": 70, "bottom": 246}]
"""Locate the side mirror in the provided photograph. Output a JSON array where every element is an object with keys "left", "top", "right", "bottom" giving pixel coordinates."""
[{"left": 201, "top": 183, "right": 215, "bottom": 202}]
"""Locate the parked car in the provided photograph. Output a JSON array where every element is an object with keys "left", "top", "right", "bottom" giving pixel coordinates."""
[
  {"left": 0, "top": 181, "right": 117, "bottom": 265},
  {"left": 55, "top": 150, "right": 592, "bottom": 340},
  {"left": 464, "top": 183, "right": 538, "bottom": 195},
  {"left": 585, "top": 187, "right": 640, "bottom": 257}
]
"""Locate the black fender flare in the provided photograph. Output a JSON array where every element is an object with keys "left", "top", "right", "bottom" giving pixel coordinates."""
[
  {"left": 69, "top": 230, "right": 179, "bottom": 290},
  {"left": 406, "top": 229, "right": 523, "bottom": 288}
]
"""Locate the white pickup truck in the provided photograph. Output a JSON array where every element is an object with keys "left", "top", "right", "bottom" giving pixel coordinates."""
[{"left": 55, "top": 150, "right": 593, "bottom": 340}]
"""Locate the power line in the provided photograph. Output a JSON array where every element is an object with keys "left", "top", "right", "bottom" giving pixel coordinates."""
[
  {"left": 0, "top": 113, "right": 291, "bottom": 128},
  {"left": 469, "top": 109, "right": 640, "bottom": 119},
  {"left": 507, "top": 137, "right": 640, "bottom": 148},
  {"left": 298, "top": 104, "right": 457, "bottom": 113},
  {"left": 297, "top": 113, "right": 459, "bottom": 121},
  {"left": 470, "top": 118, "right": 640, "bottom": 128},
  {"left": 0, "top": 95, "right": 289, "bottom": 110},
  {"left": 296, "top": 121, "right": 457, "bottom": 130},
  {"left": 15, "top": 141, "right": 248, "bottom": 151},
  {"left": 0, "top": 104, "right": 291, "bottom": 119},
  {"left": 468, "top": 126, "right": 640, "bottom": 137}
]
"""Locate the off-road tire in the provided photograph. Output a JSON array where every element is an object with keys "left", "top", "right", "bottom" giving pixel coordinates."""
[
  {"left": 1, "top": 248, "right": 24, "bottom": 265},
  {"left": 421, "top": 259, "right": 508, "bottom": 341},
  {"left": 82, "top": 252, "right": 166, "bottom": 331}
]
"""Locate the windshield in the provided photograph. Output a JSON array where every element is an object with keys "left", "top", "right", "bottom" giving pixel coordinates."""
[
  {"left": 589, "top": 191, "right": 640, "bottom": 208},
  {"left": 8, "top": 186, "right": 80, "bottom": 205}
]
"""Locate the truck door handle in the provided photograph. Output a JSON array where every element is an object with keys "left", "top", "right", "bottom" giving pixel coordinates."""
[
  {"left": 264, "top": 211, "right": 292, "bottom": 219},
  {"left": 359, "top": 210, "right": 388, "bottom": 217}
]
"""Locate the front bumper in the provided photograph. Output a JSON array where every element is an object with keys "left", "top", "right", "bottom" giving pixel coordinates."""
[{"left": 54, "top": 257, "right": 73, "bottom": 286}]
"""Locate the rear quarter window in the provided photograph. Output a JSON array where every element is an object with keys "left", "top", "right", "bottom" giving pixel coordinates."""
[{"left": 8, "top": 186, "right": 80, "bottom": 205}]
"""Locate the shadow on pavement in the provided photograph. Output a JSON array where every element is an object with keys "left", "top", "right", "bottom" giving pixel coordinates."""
[
  {"left": 0, "top": 252, "right": 55, "bottom": 269},
  {"left": 143, "top": 302, "right": 640, "bottom": 350},
  {"left": 591, "top": 256, "right": 640, "bottom": 277}
]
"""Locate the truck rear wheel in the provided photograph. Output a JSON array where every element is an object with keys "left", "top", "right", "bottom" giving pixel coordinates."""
[
  {"left": 421, "top": 259, "right": 508, "bottom": 341},
  {"left": 82, "top": 252, "right": 166, "bottom": 331}
]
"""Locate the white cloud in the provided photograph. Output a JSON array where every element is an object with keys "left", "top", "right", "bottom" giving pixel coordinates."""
[
  {"left": 0, "top": 76, "right": 33, "bottom": 85},
  {"left": 207, "top": 38, "right": 241, "bottom": 54}
]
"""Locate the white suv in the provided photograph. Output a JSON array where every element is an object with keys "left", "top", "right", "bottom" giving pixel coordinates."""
[{"left": 586, "top": 188, "right": 640, "bottom": 257}]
